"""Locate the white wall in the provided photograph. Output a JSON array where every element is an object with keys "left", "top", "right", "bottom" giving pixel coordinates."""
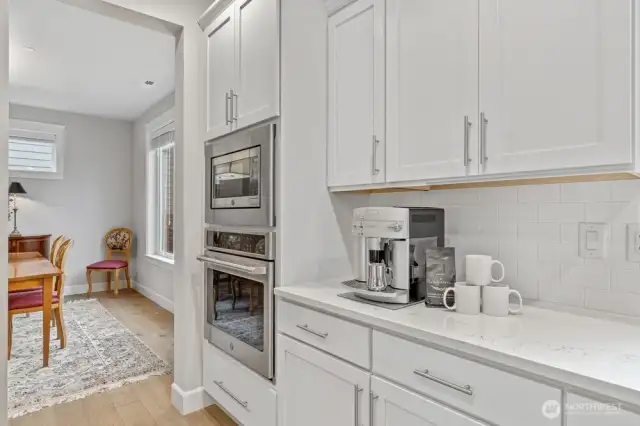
[
  {"left": 0, "top": 0, "right": 9, "bottom": 424},
  {"left": 99, "top": 0, "right": 210, "bottom": 412},
  {"left": 279, "top": 0, "right": 368, "bottom": 287},
  {"left": 132, "top": 92, "right": 174, "bottom": 311},
  {"left": 8, "top": 104, "right": 133, "bottom": 292},
  {"left": 365, "top": 180, "right": 640, "bottom": 317}
]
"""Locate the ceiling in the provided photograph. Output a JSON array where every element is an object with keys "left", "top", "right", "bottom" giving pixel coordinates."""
[{"left": 9, "top": 0, "right": 175, "bottom": 121}]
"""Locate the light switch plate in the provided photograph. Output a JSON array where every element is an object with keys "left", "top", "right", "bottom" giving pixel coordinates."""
[
  {"left": 626, "top": 224, "right": 640, "bottom": 262},
  {"left": 579, "top": 222, "right": 608, "bottom": 259}
]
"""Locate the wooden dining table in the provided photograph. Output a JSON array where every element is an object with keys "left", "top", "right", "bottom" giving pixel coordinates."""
[{"left": 8, "top": 252, "right": 62, "bottom": 367}]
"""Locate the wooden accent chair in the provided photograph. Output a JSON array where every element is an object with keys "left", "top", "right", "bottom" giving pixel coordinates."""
[
  {"left": 50, "top": 234, "right": 66, "bottom": 265},
  {"left": 86, "top": 228, "right": 132, "bottom": 296},
  {"left": 8, "top": 238, "right": 73, "bottom": 360}
]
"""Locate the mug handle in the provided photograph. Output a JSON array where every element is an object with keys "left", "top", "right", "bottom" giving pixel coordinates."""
[
  {"left": 443, "top": 288, "right": 456, "bottom": 310},
  {"left": 509, "top": 289, "right": 523, "bottom": 314},
  {"left": 491, "top": 260, "right": 505, "bottom": 283}
]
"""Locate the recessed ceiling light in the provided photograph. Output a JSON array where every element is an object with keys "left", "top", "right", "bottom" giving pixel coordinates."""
[
  {"left": 23, "top": 46, "right": 36, "bottom": 53},
  {"left": 144, "top": 80, "right": 155, "bottom": 86}
]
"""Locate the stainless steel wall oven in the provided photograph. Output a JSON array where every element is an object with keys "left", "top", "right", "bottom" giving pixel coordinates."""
[{"left": 198, "top": 225, "right": 275, "bottom": 379}]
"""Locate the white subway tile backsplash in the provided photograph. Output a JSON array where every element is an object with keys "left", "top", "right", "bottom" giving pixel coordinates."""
[
  {"left": 611, "top": 269, "right": 640, "bottom": 295},
  {"left": 538, "top": 203, "right": 585, "bottom": 223},
  {"left": 561, "top": 181, "right": 611, "bottom": 202},
  {"left": 498, "top": 203, "right": 538, "bottom": 223},
  {"left": 518, "top": 222, "right": 560, "bottom": 243},
  {"left": 611, "top": 179, "right": 640, "bottom": 202},
  {"left": 518, "top": 184, "right": 561, "bottom": 203},
  {"left": 561, "top": 261, "right": 610, "bottom": 290},
  {"left": 365, "top": 180, "right": 640, "bottom": 317},
  {"left": 585, "top": 289, "right": 640, "bottom": 317}
]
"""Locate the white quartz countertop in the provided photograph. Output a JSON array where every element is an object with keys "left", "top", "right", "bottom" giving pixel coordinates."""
[{"left": 275, "top": 280, "right": 640, "bottom": 408}]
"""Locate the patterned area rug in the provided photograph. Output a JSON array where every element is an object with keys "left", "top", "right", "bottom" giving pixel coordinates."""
[{"left": 8, "top": 299, "right": 171, "bottom": 418}]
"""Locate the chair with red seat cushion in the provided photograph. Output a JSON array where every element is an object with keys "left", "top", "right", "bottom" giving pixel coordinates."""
[
  {"left": 86, "top": 228, "right": 132, "bottom": 297},
  {"left": 8, "top": 238, "right": 73, "bottom": 360}
]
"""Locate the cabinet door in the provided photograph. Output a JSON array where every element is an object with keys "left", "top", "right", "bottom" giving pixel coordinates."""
[
  {"left": 386, "top": 0, "right": 479, "bottom": 182},
  {"left": 566, "top": 394, "right": 640, "bottom": 426},
  {"left": 479, "top": 0, "right": 632, "bottom": 175},
  {"left": 205, "top": 4, "right": 235, "bottom": 141},
  {"left": 235, "top": 0, "right": 280, "bottom": 130},
  {"left": 277, "top": 335, "right": 370, "bottom": 426},
  {"left": 327, "top": 0, "right": 385, "bottom": 187},
  {"left": 371, "top": 377, "right": 487, "bottom": 426}
]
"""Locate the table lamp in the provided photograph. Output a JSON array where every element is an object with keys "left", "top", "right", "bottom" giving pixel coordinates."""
[{"left": 8, "top": 182, "right": 27, "bottom": 236}]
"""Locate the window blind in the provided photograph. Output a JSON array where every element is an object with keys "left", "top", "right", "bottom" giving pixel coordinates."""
[{"left": 8, "top": 136, "right": 56, "bottom": 172}]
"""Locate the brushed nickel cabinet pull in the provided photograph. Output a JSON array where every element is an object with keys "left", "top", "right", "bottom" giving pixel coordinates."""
[
  {"left": 413, "top": 369, "right": 473, "bottom": 396},
  {"left": 296, "top": 324, "right": 328, "bottom": 339}
]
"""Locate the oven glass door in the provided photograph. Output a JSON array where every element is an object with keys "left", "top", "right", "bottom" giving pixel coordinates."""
[
  {"left": 203, "top": 251, "right": 273, "bottom": 378},
  {"left": 211, "top": 146, "right": 260, "bottom": 209}
]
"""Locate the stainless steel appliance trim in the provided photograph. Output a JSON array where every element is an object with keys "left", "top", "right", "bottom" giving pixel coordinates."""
[
  {"left": 203, "top": 252, "right": 274, "bottom": 379},
  {"left": 295, "top": 324, "right": 328, "bottom": 339},
  {"left": 213, "top": 381, "right": 249, "bottom": 409},
  {"left": 205, "top": 121, "right": 276, "bottom": 227},
  {"left": 370, "top": 392, "right": 378, "bottom": 426},
  {"left": 372, "top": 135, "right": 380, "bottom": 175},
  {"left": 413, "top": 369, "right": 473, "bottom": 396},
  {"left": 480, "top": 112, "right": 488, "bottom": 164},
  {"left": 354, "top": 385, "right": 362, "bottom": 426},
  {"left": 204, "top": 225, "right": 275, "bottom": 260},
  {"left": 463, "top": 115, "right": 471, "bottom": 167},
  {"left": 197, "top": 255, "right": 266, "bottom": 275},
  {"left": 225, "top": 92, "right": 231, "bottom": 125}
]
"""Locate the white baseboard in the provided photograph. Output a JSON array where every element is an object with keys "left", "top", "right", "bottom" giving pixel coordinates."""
[
  {"left": 64, "top": 281, "right": 127, "bottom": 296},
  {"left": 133, "top": 281, "right": 174, "bottom": 313},
  {"left": 171, "top": 383, "right": 214, "bottom": 415}
]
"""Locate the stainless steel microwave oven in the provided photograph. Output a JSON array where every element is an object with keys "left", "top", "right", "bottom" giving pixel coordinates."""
[{"left": 205, "top": 122, "right": 276, "bottom": 227}]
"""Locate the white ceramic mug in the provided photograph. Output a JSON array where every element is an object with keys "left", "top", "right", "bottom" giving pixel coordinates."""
[
  {"left": 466, "top": 255, "right": 505, "bottom": 286},
  {"left": 482, "top": 284, "right": 523, "bottom": 317},
  {"left": 442, "top": 282, "right": 481, "bottom": 315}
]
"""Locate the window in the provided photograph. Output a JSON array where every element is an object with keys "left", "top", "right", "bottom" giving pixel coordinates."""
[
  {"left": 8, "top": 119, "right": 65, "bottom": 179},
  {"left": 147, "top": 113, "right": 175, "bottom": 262}
]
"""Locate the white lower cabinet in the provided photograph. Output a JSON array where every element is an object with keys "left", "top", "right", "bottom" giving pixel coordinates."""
[
  {"left": 566, "top": 394, "right": 640, "bottom": 426},
  {"left": 277, "top": 334, "right": 370, "bottom": 426},
  {"left": 371, "top": 376, "right": 487, "bottom": 426},
  {"left": 203, "top": 341, "right": 276, "bottom": 426}
]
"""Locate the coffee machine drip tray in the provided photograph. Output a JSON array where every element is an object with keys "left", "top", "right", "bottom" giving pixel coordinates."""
[{"left": 339, "top": 280, "right": 424, "bottom": 310}]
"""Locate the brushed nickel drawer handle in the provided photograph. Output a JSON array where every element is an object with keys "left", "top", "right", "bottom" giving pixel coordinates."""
[
  {"left": 413, "top": 369, "right": 473, "bottom": 396},
  {"left": 370, "top": 391, "right": 379, "bottom": 426},
  {"left": 296, "top": 324, "right": 328, "bottom": 339},
  {"left": 213, "top": 380, "right": 249, "bottom": 409}
]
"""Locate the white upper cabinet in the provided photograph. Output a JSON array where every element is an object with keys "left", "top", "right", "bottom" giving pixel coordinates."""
[
  {"left": 205, "top": 4, "right": 236, "bottom": 141},
  {"left": 203, "top": 0, "right": 280, "bottom": 141},
  {"left": 372, "top": 377, "right": 488, "bottom": 426},
  {"left": 479, "top": 0, "right": 633, "bottom": 175},
  {"left": 235, "top": 0, "right": 280, "bottom": 129},
  {"left": 327, "top": 0, "right": 385, "bottom": 187},
  {"left": 278, "top": 335, "right": 371, "bottom": 426},
  {"left": 385, "top": 0, "right": 479, "bottom": 183}
]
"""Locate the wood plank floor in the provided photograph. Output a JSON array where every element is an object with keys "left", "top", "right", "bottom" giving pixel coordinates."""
[{"left": 10, "top": 290, "right": 236, "bottom": 426}]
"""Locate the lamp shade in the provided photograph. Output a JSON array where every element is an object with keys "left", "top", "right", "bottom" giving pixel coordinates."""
[{"left": 8, "top": 182, "right": 27, "bottom": 195}]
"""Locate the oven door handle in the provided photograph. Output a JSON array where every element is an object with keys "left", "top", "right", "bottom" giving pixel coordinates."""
[{"left": 197, "top": 255, "right": 267, "bottom": 275}]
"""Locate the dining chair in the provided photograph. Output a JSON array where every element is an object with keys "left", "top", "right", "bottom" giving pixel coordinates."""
[
  {"left": 86, "top": 228, "right": 132, "bottom": 296},
  {"left": 8, "top": 238, "right": 73, "bottom": 360},
  {"left": 50, "top": 234, "right": 66, "bottom": 265}
]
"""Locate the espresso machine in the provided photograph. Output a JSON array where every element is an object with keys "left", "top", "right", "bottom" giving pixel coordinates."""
[{"left": 343, "top": 207, "right": 445, "bottom": 305}]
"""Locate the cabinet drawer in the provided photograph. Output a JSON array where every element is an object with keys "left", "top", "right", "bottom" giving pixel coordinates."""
[
  {"left": 277, "top": 300, "right": 371, "bottom": 368},
  {"left": 203, "top": 341, "right": 276, "bottom": 426},
  {"left": 373, "top": 331, "right": 561, "bottom": 426}
]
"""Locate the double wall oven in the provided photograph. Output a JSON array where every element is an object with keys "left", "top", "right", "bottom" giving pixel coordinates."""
[{"left": 200, "top": 122, "right": 276, "bottom": 380}]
